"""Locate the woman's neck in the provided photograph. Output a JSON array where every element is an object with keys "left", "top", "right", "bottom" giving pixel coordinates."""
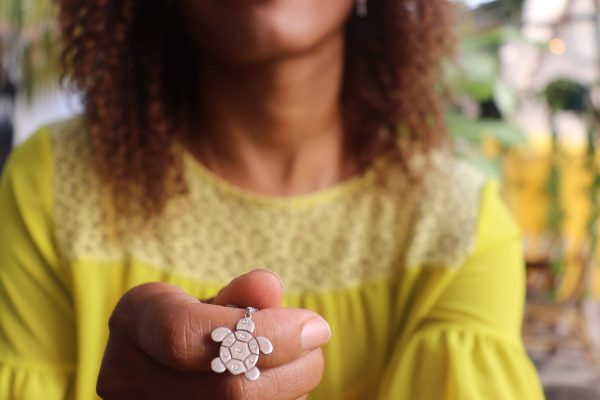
[{"left": 189, "top": 31, "right": 355, "bottom": 197}]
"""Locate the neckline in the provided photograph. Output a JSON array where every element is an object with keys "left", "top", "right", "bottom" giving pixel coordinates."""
[{"left": 180, "top": 147, "right": 380, "bottom": 209}]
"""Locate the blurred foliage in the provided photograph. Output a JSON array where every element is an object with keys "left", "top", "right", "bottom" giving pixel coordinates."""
[
  {"left": 474, "top": 0, "right": 527, "bottom": 22},
  {"left": 0, "top": 0, "right": 60, "bottom": 99},
  {"left": 542, "top": 79, "right": 590, "bottom": 244},
  {"left": 444, "top": 2, "right": 600, "bottom": 303},
  {"left": 538, "top": 74, "right": 600, "bottom": 301},
  {"left": 0, "top": 0, "right": 55, "bottom": 27},
  {"left": 544, "top": 79, "right": 591, "bottom": 113},
  {"left": 446, "top": 1, "right": 528, "bottom": 177},
  {"left": 447, "top": 112, "right": 527, "bottom": 147}
]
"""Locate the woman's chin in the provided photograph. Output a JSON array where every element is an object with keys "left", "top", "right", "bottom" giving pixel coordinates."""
[
  {"left": 201, "top": 35, "right": 327, "bottom": 66},
  {"left": 180, "top": 0, "right": 351, "bottom": 66}
]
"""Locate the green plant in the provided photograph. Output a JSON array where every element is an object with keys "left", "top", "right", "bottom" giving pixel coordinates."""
[
  {"left": 0, "top": 0, "right": 60, "bottom": 98},
  {"left": 446, "top": 2, "right": 528, "bottom": 176}
]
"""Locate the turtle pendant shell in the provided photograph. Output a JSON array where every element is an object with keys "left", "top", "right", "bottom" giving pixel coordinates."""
[
  {"left": 219, "top": 330, "right": 259, "bottom": 374},
  {"left": 211, "top": 316, "right": 273, "bottom": 381}
]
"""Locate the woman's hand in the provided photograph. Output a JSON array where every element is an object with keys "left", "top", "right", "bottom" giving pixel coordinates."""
[{"left": 96, "top": 270, "right": 331, "bottom": 399}]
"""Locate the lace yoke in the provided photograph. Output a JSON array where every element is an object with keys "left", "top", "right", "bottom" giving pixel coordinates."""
[{"left": 49, "top": 119, "right": 485, "bottom": 292}]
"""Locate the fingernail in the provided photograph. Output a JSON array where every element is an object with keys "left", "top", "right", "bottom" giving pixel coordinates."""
[
  {"left": 301, "top": 317, "right": 331, "bottom": 350},
  {"left": 250, "top": 269, "right": 284, "bottom": 290}
]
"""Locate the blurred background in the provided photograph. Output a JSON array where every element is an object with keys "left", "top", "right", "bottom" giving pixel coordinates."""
[{"left": 2, "top": 0, "right": 600, "bottom": 397}]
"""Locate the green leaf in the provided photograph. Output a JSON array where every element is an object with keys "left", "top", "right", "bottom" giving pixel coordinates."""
[
  {"left": 494, "top": 80, "right": 518, "bottom": 117},
  {"left": 458, "top": 150, "right": 503, "bottom": 178},
  {"left": 455, "top": 52, "right": 498, "bottom": 101},
  {"left": 446, "top": 111, "right": 527, "bottom": 147},
  {"left": 458, "top": 25, "right": 522, "bottom": 53},
  {"left": 459, "top": 52, "right": 498, "bottom": 82},
  {"left": 447, "top": 112, "right": 483, "bottom": 145},
  {"left": 544, "top": 79, "right": 590, "bottom": 112},
  {"left": 477, "top": 119, "right": 527, "bottom": 146}
]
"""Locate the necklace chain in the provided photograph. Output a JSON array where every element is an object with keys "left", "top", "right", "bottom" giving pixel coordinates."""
[{"left": 227, "top": 304, "right": 259, "bottom": 319}]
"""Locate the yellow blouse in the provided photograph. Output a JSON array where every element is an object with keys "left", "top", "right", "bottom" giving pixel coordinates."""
[{"left": 0, "top": 119, "right": 544, "bottom": 399}]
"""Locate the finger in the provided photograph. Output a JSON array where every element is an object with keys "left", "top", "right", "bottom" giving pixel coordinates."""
[
  {"left": 99, "top": 336, "right": 324, "bottom": 400},
  {"left": 212, "top": 348, "right": 325, "bottom": 400},
  {"left": 111, "top": 283, "right": 331, "bottom": 372},
  {"left": 212, "top": 269, "right": 284, "bottom": 309},
  {"left": 98, "top": 322, "right": 172, "bottom": 399},
  {"left": 247, "top": 308, "right": 330, "bottom": 370}
]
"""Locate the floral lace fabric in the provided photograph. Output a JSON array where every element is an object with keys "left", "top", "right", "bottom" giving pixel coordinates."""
[{"left": 50, "top": 119, "right": 485, "bottom": 293}]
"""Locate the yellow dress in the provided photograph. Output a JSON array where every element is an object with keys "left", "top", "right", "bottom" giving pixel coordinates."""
[{"left": 0, "top": 119, "right": 544, "bottom": 399}]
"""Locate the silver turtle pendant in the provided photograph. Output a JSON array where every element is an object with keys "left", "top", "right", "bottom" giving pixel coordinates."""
[{"left": 210, "top": 307, "right": 273, "bottom": 381}]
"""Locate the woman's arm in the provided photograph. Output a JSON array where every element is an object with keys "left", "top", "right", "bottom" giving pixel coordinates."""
[
  {"left": 0, "top": 129, "right": 76, "bottom": 399},
  {"left": 377, "top": 182, "right": 545, "bottom": 400}
]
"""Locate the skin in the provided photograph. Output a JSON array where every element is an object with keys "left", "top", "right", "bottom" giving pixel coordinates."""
[
  {"left": 182, "top": 0, "right": 357, "bottom": 196},
  {"left": 98, "top": 0, "right": 353, "bottom": 398},
  {"left": 97, "top": 271, "right": 330, "bottom": 399}
]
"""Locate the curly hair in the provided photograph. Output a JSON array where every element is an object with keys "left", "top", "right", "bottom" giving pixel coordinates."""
[{"left": 58, "top": 0, "right": 454, "bottom": 218}]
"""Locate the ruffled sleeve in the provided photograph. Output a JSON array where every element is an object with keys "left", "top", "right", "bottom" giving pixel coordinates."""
[
  {"left": 376, "top": 182, "right": 544, "bottom": 399},
  {"left": 0, "top": 129, "right": 76, "bottom": 399},
  {"left": 0, "top": 363, "right": 75, "bottom": 399}
]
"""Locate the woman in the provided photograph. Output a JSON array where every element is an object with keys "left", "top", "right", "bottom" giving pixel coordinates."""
[{"left": 0, "top": 0, "right": 544, "bottom": 399}]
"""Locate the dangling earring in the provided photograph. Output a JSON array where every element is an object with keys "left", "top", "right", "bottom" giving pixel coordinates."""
[{"left": 356, "top": 0, "right": 368, "bottom": 17}]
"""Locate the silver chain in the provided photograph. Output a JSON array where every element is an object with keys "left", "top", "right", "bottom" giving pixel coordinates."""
[{"left": 227, "top": 304, "right": 259, "bottom": 319}]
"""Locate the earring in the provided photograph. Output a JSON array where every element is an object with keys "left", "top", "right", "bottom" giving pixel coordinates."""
[{"left": 356, "top": 0, "right": 368, "bottom": 17}]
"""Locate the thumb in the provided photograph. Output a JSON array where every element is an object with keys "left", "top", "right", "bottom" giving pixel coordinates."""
[{"left": 212, "top": 269, "right": 284, "bottom": 309}]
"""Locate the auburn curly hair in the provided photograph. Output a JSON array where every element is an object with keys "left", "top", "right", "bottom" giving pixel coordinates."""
[{"left": 58, "top": 0, "right": 454, "bottom": 218}]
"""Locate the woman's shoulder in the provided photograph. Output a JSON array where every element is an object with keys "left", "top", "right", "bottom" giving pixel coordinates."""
[
  {"left": 0, "top": 117, "right": 93, "bottom": 277},
  {"left": 1, "top": 117, "right": 89, "bottom": 204},
  {"left": 23, "top": 117, "right": 108, "bottom": 262},
  {"left": 396, "top": 150, "right": 490, "bottom": 269},
  {"left": 8, "top": 117, "right": 92, "bottom": 179}
]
